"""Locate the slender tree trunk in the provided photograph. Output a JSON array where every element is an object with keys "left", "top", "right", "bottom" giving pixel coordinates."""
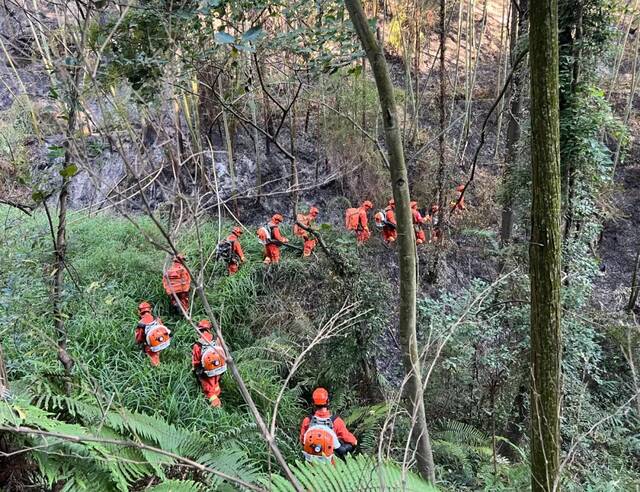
[
  {"left": 500, "top": 0, "right": 528, "bottom": 246},
  {"left": 289, "top": 102, "right": 299, "bottom": 217},
  {"left": 344, "top": 0, "right": 436, "bottom": 483},
  {"left": 529, "top": 1, "right": 562, "bottom": 490},
  {"left": 428, "top": 0, "right": 448, "bottom": 284},
  {"left": 219, "top": 76, "right": 238, "bottom": 214},
  {"left": 627, "top": 245, "right": 640, "bottom": 312}
]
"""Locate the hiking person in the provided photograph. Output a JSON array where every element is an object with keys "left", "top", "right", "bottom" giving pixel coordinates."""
[
  {"left": 135, "top": 301, "right": 171, "bottom": 367},
  {"left": 299, "top": 387, "right": 357, "bottom": 464},
  {"left": 162, "top": 253, "right": 191, "bottom": 311},
  {"left": 345, "top": 200, "right": 373, "bottom": 243},
  {"left": 192, "top": 319, "right": 227, "bottom": 408},
  {"left": 294, "top": 206, "right": 319, "bottom": 257},
  {"left": 257, "top": 214, "right": 288, "bottom": 265},
  {"left": 426, "top": 204, "right": 441, "bottom": 243},
  {"left": 452, "top": 184, "right": 467, "bottom": 213},
  {"left": 382, "top": 199, "right": 398, "bottom": 243},
  {"left": 217, "top": 226, "right": 245, "bottom": 275},
  {"left": 411, "top": 201, "right": 428, "bottom": 244}
]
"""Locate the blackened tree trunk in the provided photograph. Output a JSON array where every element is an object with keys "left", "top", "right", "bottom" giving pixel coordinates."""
[
  {"left": 344, "top": 0, "right": 436, "bottom": 483},
  {"left": 529, "top": 0, "right": 563, "bottom": 490}
]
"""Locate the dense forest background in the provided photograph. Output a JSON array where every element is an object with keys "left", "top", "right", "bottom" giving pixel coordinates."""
[{"left": 0, "top": 0, "right": 639, "bottom": 490}]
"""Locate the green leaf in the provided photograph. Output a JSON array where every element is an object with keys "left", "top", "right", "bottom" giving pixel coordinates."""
[
  {"left": 241, "top": 26, "right": 262, "bottom": 42},
  {"left": 60, "top": 164, "right": 78, "bottom": 178},
  {"left": 214, "top": 31, "right": 235, "bottom": 44},
  {"left": 31, "top": 191, "right": 45, "bottom": 203},
  {"left": 47, "top": 145, "right": 65, "bottom": 160}
]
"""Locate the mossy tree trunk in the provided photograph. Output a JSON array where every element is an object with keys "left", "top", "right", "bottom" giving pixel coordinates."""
[
  {"left": 529, "top": 0, "right": 563, "bottom": 490},
  {"left": 344, "top": 0, "right": 436, "bottom": 483}
]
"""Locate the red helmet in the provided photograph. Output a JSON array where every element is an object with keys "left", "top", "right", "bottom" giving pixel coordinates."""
[
  {"left": 232, "top": 226, "right": 243, "bottom": 236},
  {"left": 309, "top": 207, "right": 319, "bottom": 217},
  {"left": 197, "top": 319, "right": 212, "bottom": 331},
  {"left": 362, "top": 200, "right": 373, "bottom": 210},
  {"left": 312, "top": 387, "right": 329, "bottom": 406},
  {"left": 388, "top": 199, "right": 395, "bottom": 207},
  {"left": 272, "top": 214, "right": 284, "bottom": 223},
  {"left": 138, "top": 301, "right": 152, "bottom": 314}
]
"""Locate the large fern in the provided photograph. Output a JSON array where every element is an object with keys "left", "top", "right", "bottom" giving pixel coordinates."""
[{"left": 266, "top": 455, "right": 438, "bottom": 491}]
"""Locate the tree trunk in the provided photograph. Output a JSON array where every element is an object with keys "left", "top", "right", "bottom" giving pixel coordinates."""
[
  {"left": 344, "top": 0, "right": 436, "bottom": 483},
  {"left": 529, "top": 1, "right": 562, "bottom": 490},
  {"left": 500, "top": 0, "right": 528, "bottom": 246},
  {"left": 219, "top": 76, "right": 238, "bottom": 214},
  {"left": 627, "top": 245, "right": 640, "bottom": 312}
]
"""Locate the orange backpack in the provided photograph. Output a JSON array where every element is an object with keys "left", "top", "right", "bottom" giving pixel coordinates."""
[
  {"left": 302, "top": 414, "right": 340, "bottom": 464},
  {"left": 163, "top": 263, "right": 191, "bottom": 294},
  {"left": 345, "top": 208, "right": 361, "bottom": 231},
  {"left": 144, "top": 320, "right": 171, "bottom": 352}
]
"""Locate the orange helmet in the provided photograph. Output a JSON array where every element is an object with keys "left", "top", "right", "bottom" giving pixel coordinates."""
[
  {"left": 272, "top": 214, "right": 284, "bottom": 223},
  {"left": 138, "top": 301, "right": 152, "bottom": 314},
  {"left": 388, "top": 199, "right": 395, "bottom": 207},
  {"left": 232, "top": 226, "right": 243, "bottom": 236},
  {"left": 362, "top": 200, "right": 373, "bottom": 210},
  {"left": 312, "top": 387, "right": 329, "bottom": 406},
  {"left": 410, "top": 201, "right": 418, "bottom": 209},
  {"left": 303, "top": 428, "right": 337, "bottom": 461},
  {"left": 456, "top": 184, "right": 465, "bottom": 192},
  {"left": 197, "top": 319, "right": 212, "bottom": 331},
  {"left": 309, "top": 207, "right": 319, "bottom": 217}
]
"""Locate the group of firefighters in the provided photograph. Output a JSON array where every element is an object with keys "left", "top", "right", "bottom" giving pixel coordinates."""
[{"left": 133, "top": 188, "right": 466, "bottom": 462}]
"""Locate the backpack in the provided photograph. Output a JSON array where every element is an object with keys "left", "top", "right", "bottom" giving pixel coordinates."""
[
  {"left": 345, "top": 208, "right": 361, "bottom": 231},
  {"left": 302, "top": 414, "right": 340, "bottom": 464},
  {"left": 216, "top": 239, "right": 239, "bottom": 264},
  {"left": 374, "top": 210, "right": 385, "bottom": 229},
  {"left": 257, "top": 224, "right": 274, "bottom": 245},
  {"left": 201, "top": 342, "right": 227, "bottom": 377},
  {"left": 144, "top": 320, "right": 171, "bottom": 353}
]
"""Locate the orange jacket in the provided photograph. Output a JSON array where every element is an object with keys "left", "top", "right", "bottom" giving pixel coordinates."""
[
  {"left": 358, "top": 207, "right": 369, "bottom": 231},
  {"left": 299, "top": 408, "right": 357, "bottom": 446},
  {"left": 268, "top": 221, "right": 287, "bottom": 243},
  {"left": 227, "top": 233, "right": 245, "bottom": 262},
  {"left": 294, "top": 213, "right": 315, "bottom": 237},
  {"left": 384, "top": 206, "right": 396, "bottom": 227},
  {"left": 412, "top": 209, "right": 426, "bottom": 226},
  {"left": 136, "top": 313, "right": 162, "bottom": 345},
  {"left": 163, "top": 260, "right": 191, "bottom": 295}
]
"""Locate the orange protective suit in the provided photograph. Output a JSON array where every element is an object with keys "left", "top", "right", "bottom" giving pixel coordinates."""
[
  {"left": 356, "top": 201, "right": 373, "bottom": 243},
  {"left": 262, "top": 215, "right": 288, "bottom": 264},
  {"left": 383, "top": 204, "right": 397, "bottom": 243},
  {"left": 299, "top": 408, "right": 358, "bottom": 447},
  {"left": 453, "top": 184, "right": 467, "bottom": 212},
  {"left": 226, "top": 229, "right": 245, "bottom": 275},
  {"left": 192, "top": 328, "right": 223, "bottom": 408},
  {"left": 135, "top": 310, "right": 162, "bottom": 366},
  {"left": 411, "top": 202, "right": 427, "bottom": 244},
  {"left": 162, "top": 256, "right": 191, "bottom": 311},
  {"left": 294, "top": 207, "right": 319, "bottom": 257}
]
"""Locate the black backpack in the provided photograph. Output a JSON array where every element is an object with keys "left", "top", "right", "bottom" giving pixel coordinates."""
[{"left": 216, "top": 240, "right": 235, "bottom": 263}]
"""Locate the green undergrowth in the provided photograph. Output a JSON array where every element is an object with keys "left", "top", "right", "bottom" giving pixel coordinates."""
[{"left": 0, "top": 206, "right": 400, "bottom": 489}]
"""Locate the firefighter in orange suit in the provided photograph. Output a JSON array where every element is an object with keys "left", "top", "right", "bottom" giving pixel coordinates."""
[
  {"left": 192, "top": 319, "right": 227, "bottom": 408},
  {"left": 135, "top": 301, "right": 171, "bottom": 367},
  {"left": 294, "top": 206, "right": 319, "bottom": 257},
  {"left": 162, "top": 253, "right": 191, "bottom": 311}
]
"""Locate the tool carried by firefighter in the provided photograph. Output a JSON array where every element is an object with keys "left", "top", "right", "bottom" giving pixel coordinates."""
[
  {"left": 162, "top": 254, "right": 191, "bottom": 311},
  {"left": 258, "top": 214, "right": 299, "bottom": 264}
]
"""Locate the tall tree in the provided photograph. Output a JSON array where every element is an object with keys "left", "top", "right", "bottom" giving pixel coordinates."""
[
  {"left": 344, "top": 0, "right": 436, "bottom": 483},
  {"left": 529, "top": 0, "right": 563, "bottom": 490}
]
